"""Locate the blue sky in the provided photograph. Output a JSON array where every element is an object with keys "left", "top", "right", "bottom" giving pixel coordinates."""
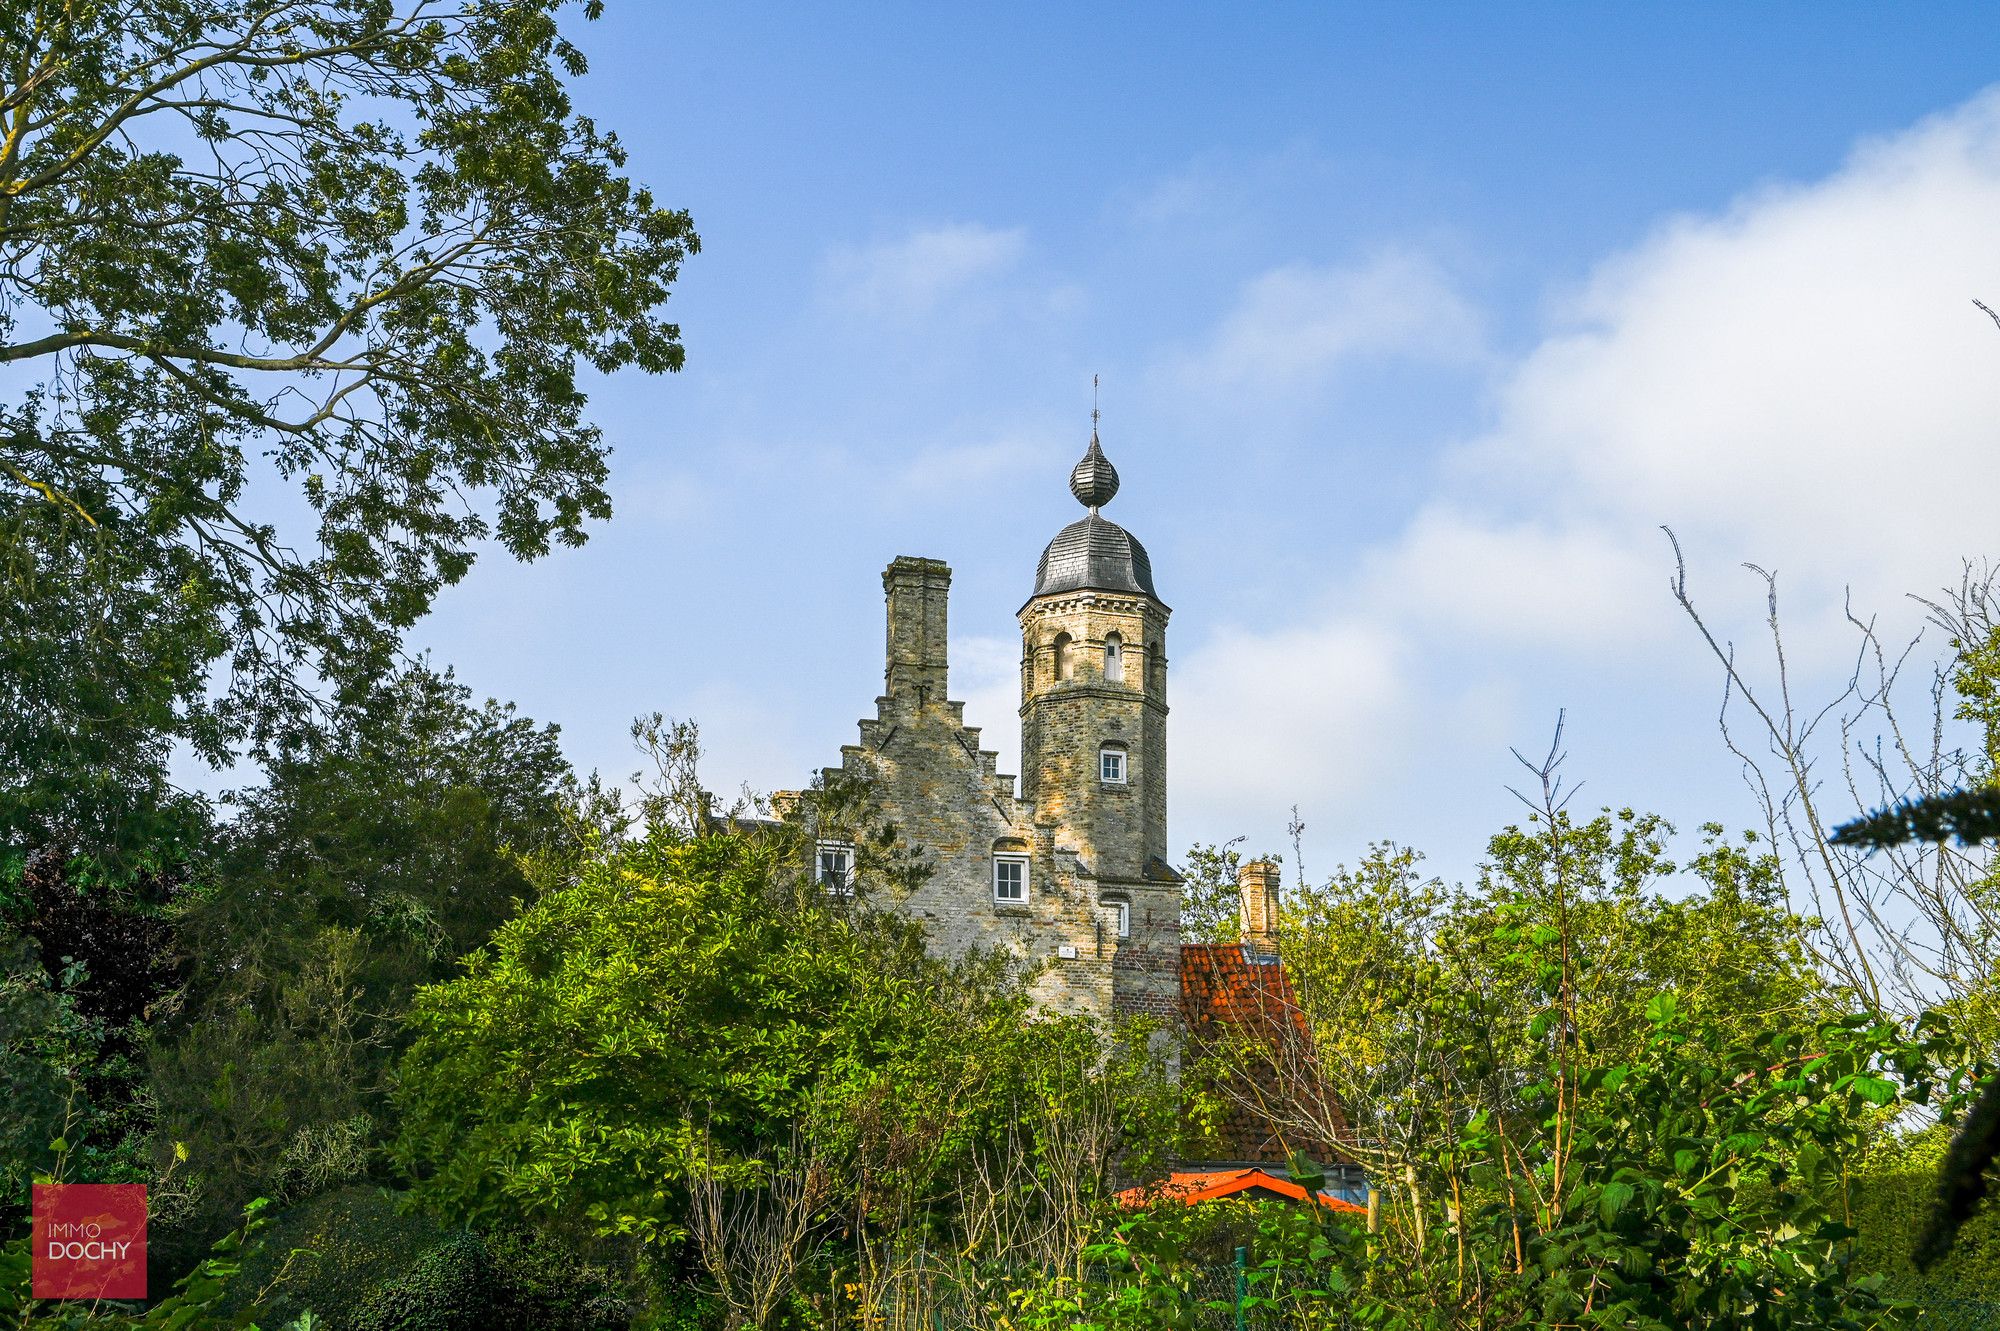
[{"left": 408, "top": 3, "right": 2000, "bottom": 885}]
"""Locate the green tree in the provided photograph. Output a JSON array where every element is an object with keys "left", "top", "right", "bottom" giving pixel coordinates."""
[
  {"left": 392, "top": 828, "right": 1020, "bottom": 1240},
  {"left": 1031, "top": 1008, "right": 1977, "bottom": 1331},
  {"left": 148, "top": 663, "right": 585, "bottom": 1259},
  {"left": 1823, "top": 593, "right": 2000, "bottom": 1271},
  {"left": 391, "top": 823, "right": 1179, "bottom": 1329},
  {"left": 1, "top": 0, "right": 696, "bottom": 867},
  {"left": 1253, "top": 811, "right": 1833, "bottom": 1195}
]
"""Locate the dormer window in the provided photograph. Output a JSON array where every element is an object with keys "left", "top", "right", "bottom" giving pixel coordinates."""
[
  {"left": 1100, "top": 744, "right": 1128, "bottom": 785},
  {"left": 816, "top": 840, "right": 855, "bottom": 895},
  {"left": 1103, "top": 632, "right": 1124, "bottom": 683}
]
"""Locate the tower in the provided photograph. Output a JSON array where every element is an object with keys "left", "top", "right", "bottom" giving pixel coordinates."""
[{"left": 1020, "top": 428, "right": 1179, "bottom": 1016}]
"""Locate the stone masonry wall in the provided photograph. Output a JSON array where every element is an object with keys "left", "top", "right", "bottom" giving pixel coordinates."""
[
  {"left": 1018, "top": 587, "right": 1177, "bottom": 1024},
  {"left": 807, "top": 558, "right": 1129, "bottom": 1021},
  {"left": 784, "top": 557, "right": 1183, "bottom": 1026}
]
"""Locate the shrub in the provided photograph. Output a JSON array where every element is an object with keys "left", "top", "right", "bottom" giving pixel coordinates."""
[
  {"left": 220, "top": 1185, "right": 449, "bottom": 1330},
  {"left": 351, "top": 1232, "right": 496, "bottom": 1331},
  {"left": 350, "top": 1226, "right": 632, "bottom": 1331},
  {"left": 1849, "top": 1124, "right": 2000, "bottom": 1299}
]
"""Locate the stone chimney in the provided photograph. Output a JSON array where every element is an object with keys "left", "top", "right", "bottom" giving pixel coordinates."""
[
  {"left": 883, "top": 557, "right": 950, "bottom": 703},
  {"left": 1238, "top": 860, "right": 1282, "bottom": 956}
]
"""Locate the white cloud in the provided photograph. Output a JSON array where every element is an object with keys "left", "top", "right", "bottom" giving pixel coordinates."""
[
  {"left": 1193, "top": 248, "right": 1486, "bottom": 388},
  {"left": 1315, "top": 89, "right": 2000, "bottom": 672},
  {"left": 1454, "top": 91, "right": 2000, "bottom": 622},
  {"left": 1171, "top": 617, "right": 1414, "bottom": 834},
  {"left": 1359, "top": 508, "right": 1667, "bottom": 653},
  {"left": 823, "top": 222, "right": 1027, "bottom": 320},
  {"left": 1160, "top": 88, "right": 2000, "bottom": 873}
]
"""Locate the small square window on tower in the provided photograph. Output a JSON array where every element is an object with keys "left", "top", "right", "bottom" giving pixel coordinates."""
[
  {"left": 993, "top": 854, "right": 1030, "bottom": 904},
  {"left": 816, "top": 840, "right": 855, "bottom": 895},
  {"left": 1099, "top": 745, "right": 1127, "bottom": 784}
]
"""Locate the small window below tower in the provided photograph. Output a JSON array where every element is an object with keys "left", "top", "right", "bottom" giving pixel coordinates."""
[
  {"left": 816, "top": 840, "right": 855, "bottom": 895},
  {"left": 1104, "top": 897, "right": 1131, "bottom": 939},
  {"left": 1052, "top": 632, "right": 1073, "bottom": 681},
  {"left": 1104, "top": 632, "right": 1124, "bottom": 683},
  {"left": 993, "top": 854, "right": 1030, "bottom": 905},
  {"left": 1100, "top": 744, "right": 1128, "bottom": 785}
]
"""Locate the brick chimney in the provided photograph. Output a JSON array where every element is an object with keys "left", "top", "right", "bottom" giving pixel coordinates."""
[
  {"left": 882, "top": 557, "right": 950, "bottom": 703},
  {"left": 1237, "top": 860, "right": 1281, "bottom": 956}
]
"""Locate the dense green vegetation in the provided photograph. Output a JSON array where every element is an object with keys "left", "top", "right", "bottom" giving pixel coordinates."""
[
  {"left": 6, "top": 3, "right": 2000, "bottom": 1329},
  {"left": 11, "top": 716, "right": 1996, "bottom": 1327}
]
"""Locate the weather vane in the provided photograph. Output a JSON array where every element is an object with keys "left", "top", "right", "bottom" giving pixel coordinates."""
[{"left": 1092, "top": 373, "right": 1101, "bottom": 441}]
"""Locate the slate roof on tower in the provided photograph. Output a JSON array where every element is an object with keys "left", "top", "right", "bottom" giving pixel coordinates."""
[{"left": 1029, "top": 434, "right": 1162, "bottom": 602}]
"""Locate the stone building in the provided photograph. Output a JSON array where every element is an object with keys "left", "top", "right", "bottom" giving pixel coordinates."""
[
  {"left": 791, "top": 431, "right": 1182, "bottom": 1023},
  {"left": 768, "top": 428, "right": 1360, "bottom": 1191}
]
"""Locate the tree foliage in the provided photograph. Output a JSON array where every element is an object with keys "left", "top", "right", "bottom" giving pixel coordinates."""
[
  {"left": 147, "top": 662, "right": 584, "bottom": 1260},
  {"left": 1025, "top": 1008, "right": 1984, "bottom": 1331},
  {"left": 1254, "top": 810, "right": 1833, "bottom": 1186},
  {"left": 391, "top": 827, "right": 1167, "bottom": 1244},
  {"left": 0, "top": 0, "right": 696, "bottom": 865},
  {"left": 1832, "top": 789, "right": 2000, "bottom": 851},
  {"left": 390, "top": 821, "right": 1181, "bottom": 1331}
]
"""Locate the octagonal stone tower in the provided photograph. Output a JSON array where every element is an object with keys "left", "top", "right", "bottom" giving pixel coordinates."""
[{"left": 1019, "top": 431, "right": 1180, "bottom": 1017}]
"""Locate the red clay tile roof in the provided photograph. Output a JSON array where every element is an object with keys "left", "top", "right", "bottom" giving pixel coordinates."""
[
  {"left": 1114, "top": 1168, "right": 1367, "bottom": 1212},
  {"left": 1180, "top": 943, "right": 1350, "bottom": 1166},
  {"left": 1181, "top": 944, "right": 1311, "bottom": 1036}
]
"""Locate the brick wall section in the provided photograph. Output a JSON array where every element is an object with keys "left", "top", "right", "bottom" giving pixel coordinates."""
[
  {"left": 793, "top": 559, "right": 1111, "bottom": 1019},
  {"left": 883, "top": 557, "right": 950, "bottom": 701}
]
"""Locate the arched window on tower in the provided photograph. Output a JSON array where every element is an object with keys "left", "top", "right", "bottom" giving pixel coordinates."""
[
  {"left": 1099, "top": 742, "right": 1128, "bottom": 785},
  {"left": 1052, "top": 632, "right": 1073, "bottom": 681},
  {"left": 1104, "top": 632, "right": 1124, "bottom": 683}
]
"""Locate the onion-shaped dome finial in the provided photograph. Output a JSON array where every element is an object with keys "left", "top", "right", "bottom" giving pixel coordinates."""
[{"left": 1068, "top": 434, "right": 1120, "bottom": 510}]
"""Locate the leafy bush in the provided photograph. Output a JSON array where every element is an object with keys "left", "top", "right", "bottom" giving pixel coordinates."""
[
  {"left": 1013, "top": 1200, "right": 1362, "bottom": 1331},
  {"left": 350, "top": 1233, "right": 496, "bottom": 1331},
  {"left": 1849, "top": 1124, "right": 2000, "bottom": 1299},
  {"left": 221, "top": 1185, "right": 450, "bottom": 1330},
  {"left": 484, "top": 1225, "right": 632, "bottom": 1331},
  {"left": 352, "top": 1228, "right": 630, "bottom": 1331},
  {"left": 1, "top": 1198, "right": 277, "bottom": 1328},
  {"left": 1022, "top": 1005, "right": 1984, "bottom": 1331}
]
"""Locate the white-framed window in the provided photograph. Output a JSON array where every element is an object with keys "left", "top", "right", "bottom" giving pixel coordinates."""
[
  {"left": 1106, "top": 898, "right": 1130, "bottom": 939},
  {"left": 993, "top": 854, "right": 1030, "bottom": 904},
  {"left": 1104, "top": 632, "right": 1124, "bottom": 683},
  {"left": 817, "top": 840, "right": 855, "bottom": 895},
  {"left": 1100, "top": 745, "right": 1128, "bottom": 784}
]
